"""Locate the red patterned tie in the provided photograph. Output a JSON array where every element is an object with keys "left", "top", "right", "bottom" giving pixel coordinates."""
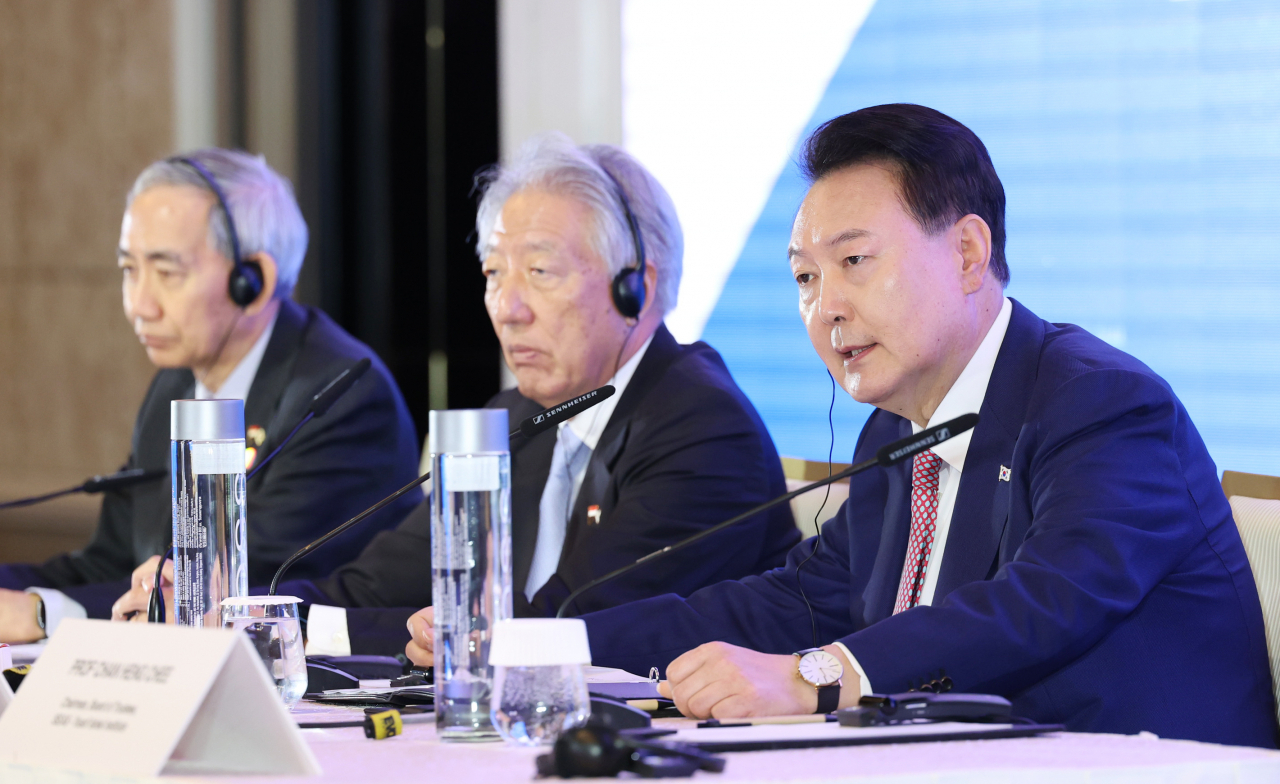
[{"left": 893, "top": 450, "right": 944, "bottom": 614}]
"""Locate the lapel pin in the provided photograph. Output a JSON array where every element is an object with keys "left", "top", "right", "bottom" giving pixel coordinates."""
[
  {"left": 247, "top": 425, "right": 267, "bottom": 448},
  {"left": 587, "top": 505, "right": 602, "bottom": 526},
  {"left": 999, "top": 465, "right": 1011, "bottom": 482}
]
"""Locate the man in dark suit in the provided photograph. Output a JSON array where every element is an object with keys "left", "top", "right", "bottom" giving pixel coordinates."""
[
  {"left": 275, "top": 134, "right": 799, "bottom": 656},
  {"left": 0, "top": 149, "right": 420, "bottom": 641},
  {"left": 407, "top": 106, "right": 1277, "bottom": 748}
]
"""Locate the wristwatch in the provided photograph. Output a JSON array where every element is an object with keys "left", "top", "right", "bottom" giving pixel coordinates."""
[
  {"left": 794, "top": 647, "right": 843, "bottom": 714},
  {"left": 32, "top": 593, "right": 46, "bottom": 634}
]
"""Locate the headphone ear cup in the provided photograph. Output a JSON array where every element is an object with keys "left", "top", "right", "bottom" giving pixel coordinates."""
[
  {"left": 611, "top": 268, "right": 645, "bottom": 320},
  {"left": 539, "top": 726, "right": 630, "bottom": 778},
  {"left": 228, "top": 260, "right": 264, "bottom": 308}
]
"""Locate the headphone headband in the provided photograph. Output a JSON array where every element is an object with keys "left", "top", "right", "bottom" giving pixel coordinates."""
[
  {"left": 168, "top": 156, "right": 262, "bottom": 307},
  {"left": 601, "top": 165, "right": 647, "bottom": 320}
]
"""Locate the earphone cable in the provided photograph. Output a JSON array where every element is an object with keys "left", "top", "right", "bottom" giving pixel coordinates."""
[{"left": 795, "top": 369, "right": 837, "bottom": 649}]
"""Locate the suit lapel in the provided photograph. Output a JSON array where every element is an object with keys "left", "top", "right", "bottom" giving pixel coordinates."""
[
  {"left": 933, "top": 300, "right": 1045, "bottom": 600},
  {"left": 244, "top": 300, "right": 309, "bottom": 459},
  {"left": 135, "top": 370, "right": 195, "bottom": 471},
  {"left": 559, "top": 326, "right": 682, "bottom": 554},
  {"left": 864, "top": 417, "right": 914, "bottom": 624},
  {"left": 509, "top": 397, "right": 556, "bottom": 594}
]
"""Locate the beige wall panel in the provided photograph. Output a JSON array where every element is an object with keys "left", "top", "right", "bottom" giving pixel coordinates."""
[{"left": 0, "top": 0, "right": 174, "bottom": 561}]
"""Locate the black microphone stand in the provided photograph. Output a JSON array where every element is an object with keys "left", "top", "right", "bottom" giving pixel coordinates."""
[
  {"left": 265, "top": 385, "right": 619, "bottom": 595},
  {"left": 555, "top": 413, "right": 980, "bottom": 618},
  {"left": 0, "top": 468, "right": 165, "bottom": 511}
]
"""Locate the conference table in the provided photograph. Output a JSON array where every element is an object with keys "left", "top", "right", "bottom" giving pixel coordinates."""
[
  {"left": 162, "top": 706, "right": 1280, "bottom": 783},
  {"left": 3, "top": 700, "right": 1279, "bottom": 783}
]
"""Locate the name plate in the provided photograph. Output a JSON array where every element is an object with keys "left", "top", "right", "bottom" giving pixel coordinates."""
[{"left": 0, "top": 619, "right": 319, "bottom": 778}]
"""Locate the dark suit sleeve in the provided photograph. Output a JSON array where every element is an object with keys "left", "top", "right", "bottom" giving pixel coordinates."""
[
  {"left": 36, "top": 473, "right": 139, "bottom": 587},
  {"left": 580, "top": 454, "right": 876, "bottom": 676},
  {"left": 30, "top": 370, "right": 171, "bottom": 590},
  {"left": 534, "top": 380, "right": 799, "bottom": 617},
  {"left": 583, "top": 368, "right": 1222, "bottom": 687},
  {"left": 300, "top": 500, "right": 435, "bottom": 609},
  {"left": 242, "top": 366, "right": 421, "bottom": 586},
  {"left": 274, "top": 502, "right": 434, "bottom": 656},
  {"left": 840, "top": 368, "right": 1221, "bottom": 695}
]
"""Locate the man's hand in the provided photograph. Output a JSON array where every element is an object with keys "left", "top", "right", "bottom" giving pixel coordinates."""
[
  {"left": 405, "top": 607, "right": 434, "bottom": 666},
  {"left": 111, "top": 556, "right": 174, "bottom": 623},
  {"left": 656, "top": 641, "right": 861, "bottom": 719},
  {"left": 0, "top": 589, "right": 44, "bottom": 643}
]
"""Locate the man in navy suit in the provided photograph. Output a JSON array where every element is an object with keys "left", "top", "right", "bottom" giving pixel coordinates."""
[{"left": 406, "top": 105, "right": 1277, "bottom": 747}]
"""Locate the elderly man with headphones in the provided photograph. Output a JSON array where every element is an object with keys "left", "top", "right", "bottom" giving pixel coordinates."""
[
  {"left": 0, "top": 149, "right": 422, "bottom": 642},
  {"left": 248, "top": 133, "right": 800, "bottom": 656}
]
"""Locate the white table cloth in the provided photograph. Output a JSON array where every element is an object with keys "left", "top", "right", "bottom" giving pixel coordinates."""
[
  {"left": 221, "top": 710, "right": 1280, "bottom": 784},
  {"left": 5, "top": 709, "right": 1279, "bottom": 783}
]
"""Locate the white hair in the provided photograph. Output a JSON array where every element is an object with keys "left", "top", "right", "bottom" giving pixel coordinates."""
[
  {"left": 474, "top": 133, "right": 684, "bottom": 315},
  {"left": 127, "top": 148, "right": 309, "bottom": 297}
]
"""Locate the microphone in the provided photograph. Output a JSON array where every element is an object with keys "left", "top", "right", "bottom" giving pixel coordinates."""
[
  {"left": 0, "top": 468, "right": 166, "bottom": 511},
  {"left": 0, "top": 361, "right": 376, "bottom": 513},
  {"left": 247, "top": 358, "right": 372, "bottom": 481},
  {"left": 148, "top": 358, "right": 375, "bottom": 622},
  {"left": 519, "top": 386, "right": 615, "bottom": 438},
  {"left": 554, "top": 413, "right": 980, "bottom": 618},
  {"left": 311, "top": 358, "right": 372, "bottom": 417},
  {"left": 266, "top": 385, "right": 617, "bottom": 595}
]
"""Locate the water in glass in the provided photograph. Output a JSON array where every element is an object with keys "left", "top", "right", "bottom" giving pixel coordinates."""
[{"left": 492, "top": 664, "right": 590, "bottom": 746}]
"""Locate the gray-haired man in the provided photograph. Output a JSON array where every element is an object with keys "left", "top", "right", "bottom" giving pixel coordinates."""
[
  {"left": 264, "top": 133, "right": 801, "bottom": 656},
  {"left": 0, "top": 148, "right": 421, "bottom": 642}
]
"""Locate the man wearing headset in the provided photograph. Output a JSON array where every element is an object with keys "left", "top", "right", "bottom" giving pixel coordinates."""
[
  {"left": 0, "top": 149, "right": 421, "bottom": 642},
  {"left": 406, "top": 107, "right": 1276, "bottom": 748},
  {"left": 148, "top": 133, "right": 797, "bottom": 656}
]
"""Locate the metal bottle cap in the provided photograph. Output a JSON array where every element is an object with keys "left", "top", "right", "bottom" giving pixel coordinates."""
[
  {"left": 171, "top": 399, "right": 246, "bottom": 441},
  {"left": 428, "top": 409, "right": 508, "bottom": 454}
]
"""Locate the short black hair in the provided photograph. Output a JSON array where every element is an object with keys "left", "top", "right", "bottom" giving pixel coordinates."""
[{"left": 800, "top": 104, "right": 1008, "bottom": 286}]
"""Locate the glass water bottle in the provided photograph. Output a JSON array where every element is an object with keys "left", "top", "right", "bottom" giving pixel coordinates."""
[
  {"left": 430, "top": 408, "right": 513, "bottom": 742},
  {"left": 171, "top": 399, "right": 249, "bottom": 627}
]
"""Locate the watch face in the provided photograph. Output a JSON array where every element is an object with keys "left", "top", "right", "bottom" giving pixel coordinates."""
[{"left": 797, "top": 650, "right": 843, "bottom": 687}]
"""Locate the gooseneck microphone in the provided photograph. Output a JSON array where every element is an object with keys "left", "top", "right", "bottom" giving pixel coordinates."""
[
  {"left": 247, "top": 358, "right": 371, "bottom": 481},
  {"left": 0, "top": 467, "right": 166, "bottom": 511},
  {"left": 554, "top": 412, "right": 980, "bottom": 618},
  {"left": 147, "top": 358, "right": 375, "bottom": 622},
  {"left": 266, "top": 385, "right": 617, "bottom": 595}
]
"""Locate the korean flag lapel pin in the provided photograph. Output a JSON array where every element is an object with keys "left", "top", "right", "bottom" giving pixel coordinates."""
[{"left": 998, "top": 465, "right": 1012, "bottom": 482}]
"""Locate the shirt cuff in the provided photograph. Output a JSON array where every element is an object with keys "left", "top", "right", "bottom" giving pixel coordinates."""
[
  {"left": 305, "top": 605, "right": 352, "bottom": 656},
  {"left": 833, "top": 641, "right": 873, "bottom": 696},
  {"left": 25, "top": 587, "right": 86, "bottom": 638}
]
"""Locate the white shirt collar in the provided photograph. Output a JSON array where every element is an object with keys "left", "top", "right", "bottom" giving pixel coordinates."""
[
  {"left": 195, "top": 312, "right": 278, "bottom": 401},
  {"left": 561, "top": 333, "right": 655, "bottom": 451},
  {"left": 911, "top": 297, "right": 1013, "bottom": 472}
]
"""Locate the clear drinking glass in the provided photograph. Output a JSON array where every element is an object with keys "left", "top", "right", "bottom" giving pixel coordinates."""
[
  {"left": 489, "top": 618, "right": 593, "bottom": 746},
  {"left": 492, "top": 664, "right": 591, "bottom": 746},
  {"left": 430, "top": 409, "right": 513, "bottom": 743},
  {"left": 221, "top": 596, "right": 307, "bottom": 707},
  {"left": 171, "top": 400, "right": 249, "bottom": 627}
]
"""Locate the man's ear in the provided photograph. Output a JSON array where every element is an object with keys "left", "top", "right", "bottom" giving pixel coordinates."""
[
  {"left": 637, "top": 258, "right": 660, "bottom": 319},
  {"left": 955, "top": 214, "right": 993, "bottom": 295},
  {"left": 242, "top": 251, "right": 279, "bottom": 315}
]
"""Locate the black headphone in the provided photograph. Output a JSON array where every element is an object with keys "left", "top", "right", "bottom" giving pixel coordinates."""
[
  {"left": 603, "top": 168, "right": 647, "bottom": 320},
  {"left": 169, "top": 156, "right": 264, "bottom": 308},
  {"left": 536, "top": 726, "right": 725, "bottom": 779}
]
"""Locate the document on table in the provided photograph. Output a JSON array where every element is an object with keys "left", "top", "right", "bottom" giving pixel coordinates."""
[{"left": 667, "top": 720, "right": 1062, "bottom": 751}]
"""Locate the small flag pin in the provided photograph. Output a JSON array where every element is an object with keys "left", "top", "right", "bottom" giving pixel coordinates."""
[{"left": 999, "top": 465, "right": 1012, "bottom": 482}]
